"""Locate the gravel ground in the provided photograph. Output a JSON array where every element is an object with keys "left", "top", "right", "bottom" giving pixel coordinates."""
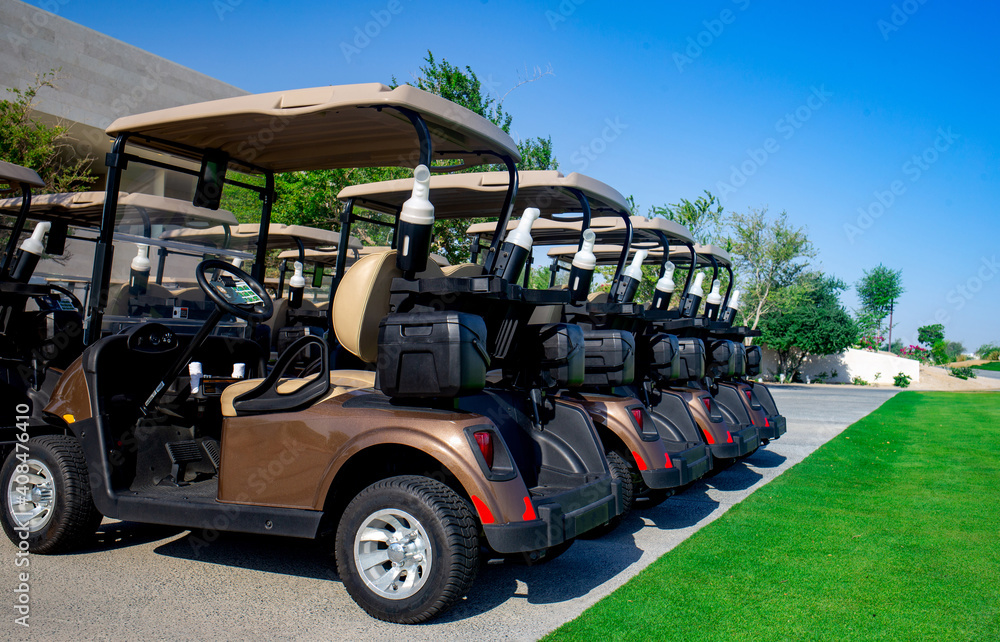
[{"left": 1, "top": 386, "right": 898, "bottom": 642}]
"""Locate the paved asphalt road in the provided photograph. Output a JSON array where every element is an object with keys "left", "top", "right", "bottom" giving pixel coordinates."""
[
  {"left": 2, "top": 386, "right": 898, "bottom": 641},
  {"left": 975, "top": 368, "right": 1000, "bottom": 380}
]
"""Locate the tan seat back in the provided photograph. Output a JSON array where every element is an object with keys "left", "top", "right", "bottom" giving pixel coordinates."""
[
  {"left": 332, "top": 249, "right": 444, "bottom": 363},
  {"left": 441, "top": 263, "right": 484, "bottom": 277},
  {"left": 587, "top": 291, "right": 609, "bottom": 304}
]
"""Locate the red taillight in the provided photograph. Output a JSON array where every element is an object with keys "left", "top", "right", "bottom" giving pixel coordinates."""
[
  {"left": 702, "top": 397, "right": 712, "bottom": 414},
  {"left": 664, "top": 454, "right": 673, "bottom": 469},
  {"left": 630, "top": 408, "right": 644, "bottom": 430},
  {"left": 745, "top": 390, "right": 753, "bottom": 402},
  {"left": 726, "top": 431, "right": 734, "bottom": 443},
  {"left": 632, "top": 450, "right": 648, "bottom": 471},
  {"left": 765, "top": 417, "right": 771, "bottom": 427},
  {"left": 474, "top": 431, "right": 494, "bottom": 468},
  {"left": 522, "top": 496, "right": 537, "bottom": 521},
  {"left": 703, "top": 430, "right": 716, "bottom": 445}
]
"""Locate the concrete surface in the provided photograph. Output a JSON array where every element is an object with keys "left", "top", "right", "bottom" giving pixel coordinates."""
[{"left": 0, "top": 386, "right": 898, "bottom": 641}]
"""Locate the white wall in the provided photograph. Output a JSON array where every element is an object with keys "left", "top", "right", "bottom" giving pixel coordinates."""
[{"left": 760, "top": 347, "right": 920, "bottom": 384}]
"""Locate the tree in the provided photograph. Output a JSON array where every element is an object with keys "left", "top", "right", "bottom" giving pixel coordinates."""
[
  {"left": 758, "top": 273, "right": 858, "bottom": 379},
  {"left": 649, "top": 191, "right": 724, "bottom": 245},
  {"left": 917, "top": 323, "right": 944, "bottom": 348},
  {"left": 394, "top": 51, "right": 559, "bottom": 264},
  {"left": 0, "top": 69, "right": 97, "bottom": 193},
  {"left": 856, "top": 264, "right": 904, "bottom": 347},
  {"left": 944, "top": 341, "right": 965, "bottom": 361},
  {"left": 727, "top": 208, "right": 815, "bottom": 330},
  {"left": 977, "top": 342, "right": 1000, "bottom": 360}
]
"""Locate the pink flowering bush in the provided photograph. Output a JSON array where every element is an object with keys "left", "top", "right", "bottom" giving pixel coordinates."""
[{"left": 899, "top": 344, "right": 931, "bottom": 363}]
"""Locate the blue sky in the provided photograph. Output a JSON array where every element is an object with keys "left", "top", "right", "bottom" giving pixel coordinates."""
[{"left": 38, "top": 0, "right": 1000, "bottom": 351}]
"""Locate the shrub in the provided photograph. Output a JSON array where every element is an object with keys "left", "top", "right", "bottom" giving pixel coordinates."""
[
  {"left": 893, "top": 372, "right": 911, "bottom": 388},
  {"left": 899, "top": 344, "right": 931, "bottom": 364},
  {"left": 814, "top": 371, "right": 830, "bottom": 384},
  {"left": 949, "top": 366, "right": 977, "bottom": 380},
  {"left": 852, "top": 376, "right": 869, "bottom": 386},
  {"left": 955, "top": 354, "right": 968, "bottom": 362}
]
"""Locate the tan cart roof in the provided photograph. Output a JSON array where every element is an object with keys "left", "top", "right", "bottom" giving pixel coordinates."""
[
  {"left": 0, "top": 161, "right": 44, "bottom": 188},
  {"left": 0, "top": 191, "right": 238, "bottom": 228},
  {"left": 466, "top": 215, "right": 695, "bottom": 246},
  {"left": 106, "top": 83, "right": 520, "bottom": 172},
  {"left": 546, "top": 244, "right": 668, "bottom": 263},
  {"left": 277, "top": 246, "right": 448, "bottom": 267},
  {"left": 547, "top": 242, "right": 729, "bottom": 266},
  {"left": 337, "top": 170, "right": 629, "bottom": 220},
  {"left": 162, "top": 223, "right": 358, "bottom": 251}
]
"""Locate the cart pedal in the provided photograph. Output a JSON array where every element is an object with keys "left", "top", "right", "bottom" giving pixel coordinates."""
[
  {"left": 201, "top": 438, "right": 221, "bottom": 469},
  {"left": 165, "top": 440, "right": 203, "bottom": 484}
]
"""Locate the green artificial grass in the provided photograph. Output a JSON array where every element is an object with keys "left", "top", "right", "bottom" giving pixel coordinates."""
[
  {"left": 972, "top": 362, "right": 1000, "bottom": 371},
  {"left": 547, "top": 392, "right": 1000, "bottom": 641}
]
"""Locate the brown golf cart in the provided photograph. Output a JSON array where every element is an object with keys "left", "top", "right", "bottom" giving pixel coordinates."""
[
  {"left": 0, "top": 84, "right": 619, "bottom": 624},
  {"left": 337, "top": 171, "right": 713, "bottom": 512}
]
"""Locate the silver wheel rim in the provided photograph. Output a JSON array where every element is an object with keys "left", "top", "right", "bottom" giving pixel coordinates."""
[
  {"left": 7, "top": 459, "right": 55, "bottom": 532},
  {"left": 353, "top": 508, "right": 432, "bottom": 600}
]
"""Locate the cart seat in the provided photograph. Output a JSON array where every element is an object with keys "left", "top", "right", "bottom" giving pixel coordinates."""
[
  {"left": 219, "top": 369, "right": 376, "bottom": 417},
  {"left": 441, "top": 263, "right": 484, "bottom": 277},
  {"left": 332, "top": 249, "right": 444, "bottom": 363}
]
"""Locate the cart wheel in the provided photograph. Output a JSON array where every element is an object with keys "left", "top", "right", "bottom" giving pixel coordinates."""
[
  {"left": 1, "top": 436, "right": 103, "bottom": 554},
  {"left": 335, "top": 475, "right": 479, "bottom": 624},
  {"left": 578, "top": 450, "right": 634, "bottom": 540}
]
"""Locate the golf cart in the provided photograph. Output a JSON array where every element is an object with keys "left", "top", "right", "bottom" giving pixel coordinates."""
[
  {"left": 0, "top": 83, "right": 621, "bottom": 624},
  {"left": 532, "top": 219, "right": 762, "bottom": 468},
  {"left": 338, "top": 171, "right": 713, "bottom": 513},
  {"left": 661, "top": 243, "right": 786, "bottom": 441}
]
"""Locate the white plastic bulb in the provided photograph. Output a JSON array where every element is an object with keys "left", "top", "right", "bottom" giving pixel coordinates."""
[
  {"left": 655, "top": 261, "right": 676, "bottom": 293},
  {"left": 504, "top": 207, "right": 541, "bottom": 251},
  {"left": 20, "top": 221, "right": 51, "bottom": 256},
  {"left": 687, "top": 271, "right": 706, "bottom": 295},
  {"left": 289, "top": 261, "right": 306, "bottom": 288},
  {"left": 571, "top": 229, "right": 597, "bottom": 270},
  {"left": 623, "top": 249, "right": 648, "bottom": 281},
  {"left": 399, "top": 164, "right": 434, "bottom": 226},
  {"left": 727, "top": 289, "right": 741, "bottom": 310},
  {"left": 130, "top": 244, "right": 151, "bottom": 273},
  {"left": 706, "top": 279, "right": 723, "bottom": 304}
]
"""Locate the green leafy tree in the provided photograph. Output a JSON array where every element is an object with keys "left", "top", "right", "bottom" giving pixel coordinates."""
[
  {"left": 727, "top": 207, "right": 815, "bottom": 330},
  {"left": 0, "top": 69, "right": 97, "bottom": 193},
  {"left": 977, "top": 342, "right": 1000, "bottom": 360},
  {"left": 649, "top": 191, "right": 724, "bottom": 245},
  {"left": 394, "top": 51, "right": 558, "bottom": 264},
  {"left": 856, "top": 264, "right": 904, "bottom": 347},
  {"left": 759, "top": 273, "right": 858, "bottom": 379},
  {"left": 944, "top": 341, "right": 965, "bottom": 361},
  {"left": 917, "top": 323, "right": 945, "bottom": 348}
]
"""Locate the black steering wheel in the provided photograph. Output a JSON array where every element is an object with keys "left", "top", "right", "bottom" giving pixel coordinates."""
[
  {"left": 41, "top": 284, "right": 85, "bottom": 315},
  {"left": 195, "top": 259, "right": 273, "bottom": 322}
]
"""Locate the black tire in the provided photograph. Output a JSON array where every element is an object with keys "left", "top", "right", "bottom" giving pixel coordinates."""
[
  {"left": 0, "top": 435, "right": 103, "bottom": 554},
  {"left": 578, "top": 450, "right": 634, "bottom": 540},
  {"left": 334, "top": 475, "right": 479, "bottom": 624}
]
